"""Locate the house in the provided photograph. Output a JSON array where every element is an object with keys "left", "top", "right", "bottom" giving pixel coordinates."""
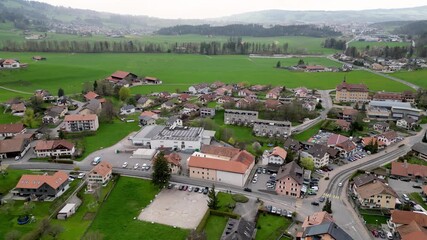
[
  {"left": 161, "top": 100, "right": 175, "bottom": 110},
  {"left": 354, "top": 181, "right": 398, "bottom": 209},
  {"left": 342, "top": 108, "right": 359, "bottom": 122},
  {"left": 139, "top": 116, "right": 156, "bottom": 126},
  {"left": 221, "top": 218, "right": 255, "bottom": 240},
  {"left": 87, "top": 161, "right": 113, "bottom": 185},
  {"left": 373, "top": 92, "right": 403, "bottom": 102},
  {"left": 391, "top": 161, "right": 427, "bottom": 181},
  {"left": 187, "top": 146, "right": 255, "bottom": 187},
  {"left": 200, "top": 108, "right": 215, "bottom": 118},
  {"left": 412, "top": 143, "right": 427, "bottom": 161},
  {"left": 301, "top": 211, "right": 334, "bottom": 230},
  {"left": 106, "top": 71, "right": 137, "bottom": 84},
  {"left": 34, "top": 140, "right": 75, "bottom": 158},
  {"left": 34, "top": 89, "right": 56, "bottom": 101},
  {"left": 32, "top": 56, "right": 46, "bottom": 61},
  {"left": 377, "top": 131, "right": 398, "bottom": 146},
  {"left": 284, "top": 138, "right": 302, "bottom": 152},
  {"left": 14, "top": 171, "right": 69, "bottom": 198},
  {"left": 295, "top": 87, "right": 309, "bottom": 98},
  {"left": 182, "top": 103, "right": 200, "bottom": 115},
  {"left": 301, "top": 144, "right": 330, "bottom": 169},
  {"left": 163, "top": 152, "right": 182, "bottom": 174},
  {"left": 235, "top": 97, "right": 256, "bottom": 109},
  {"left": 188, "top": 83, "right": 210, "bottom": 94},
  {"left": 396, "top": 117, "right": 418, "bottom": 130},
  {"left": 303, "top": 102, "right": 316, "bottom": 111},
  {"left": 159, "top": 92, "right": 171, "bottom": 99},
  {"left": 361, "top": 137, "right": 386, "bottom": 150},
  {"left": 262, "top": 147, "right": 288, "bottom": 165},
  {"left": 84, "top": 91, "right": 100, "bottom": 102},
  {"left": 120, "top": 105, "right": 136, "bottom": 115},
  {"left": 301, "top": 222, "right": 353, "bottom": 240},
  {"left": 136, "top": 97, "right": 154, "bottom": 109},
  {"left": 402, "top": 90, "right": 416, "bottom": 103},
  {"left": 352, "top": 173, "right": 378, "bottom": 190},
  {"left": 43, "top": 111, "right": 61, "bottom": 124},
  {"left": 335, "top": 79, "right": 369, "bottom": 102},
  {"left": 166, "top": 116, "right": 183, "bottom": 128},
  {"left": 63, "top": 114, "right": 99, "bottom": 132},
  {"left": 265, "top": 99, "right": 281, "bottom": 110},
  {"left": 387, "top": 210, "right": 427, "bottom": 235},
  {"left": 11, "top": 103, "right": 26, "bottom": 116},
  {"left": 214, "top": 85, "right": 233, "bottom": 96},
  {"left": 372, "top": 63, "right": 386, "bottom": 71},
  {"left": 144, "top": 76, "right": 161, "bottom": 84},
  {"left": 336, "top": 139, "right": 357, "bottom": 158},
  {"left": 210, "top": 81, "right": 225, "bottom": 89},
  {"left": 178, "top": 93, "right": 190, "bottom": 102},
  {"left": 140, "top": 111, "right": 159, "bottom": 120},
  {"left": 335, "top": 119, "right": 351, "bottom": 131},
  {"left": 238, "top": 89, "right": 257, "bottom": 99},
  {"left": 199, "top": 94, "right": 216, "bottom": 104},
  {"left": 131, "top": 125, "right": 215, "bottom": 150},
  {"left": 373, "top": 122, "right": 390, "bottom": 132},
  {"left": 395, "top": 220, "right": 427, "bottom": 240},
  {"left": 80, "top": 99, "right": 102, "bottom": 115},
  {"left": 327, "top": 134, "right": 349, "bottom": 147},
  {"left": 0, "top": 123, "right": 26, "bottom": 138},
  {"left": 304, "top": 65, "right": 327, "bottom": 72},
  {"left": 275, "top": 161, "right": 303, "bottom": 197},
  {"left": 0, "top": 138, "right": 31, "bottom": 159},
  {"left": 1, "top": 59, "right": 20, "bottom": 68},
  {"left": 266, "top": 87, "right": 283, "bottom": 99},
  {"left": 217, "top": 96, "right": 234, "bottom": 104},
  {"left": 250, "top": 85, "right": 267, "bottom": 91}
]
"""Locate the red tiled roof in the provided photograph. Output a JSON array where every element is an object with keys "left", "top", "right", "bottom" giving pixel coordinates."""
[
  {"left": 380, "top": 131, "right": 398, "bottom": 141},
  {"left": 327, "top": 134, "right": 349, "bottom": 146},
  {"left": 140, "top": 111, "right": 157, "bottom": 118},
  {"left": 165, "top": 152, "right": 181, "bottom": 166},
  {"left": 342, "top": 108, "right": 359, "bottom": 116},
  {"left": 16, "top": 171, "right": 68, "bottom": 189},
  {"left": 0, "top": 123, "right": 25, "bottom": 134},
  {"left": 336, "top": 139, "right": 356, "bottom": 152},
  {"left": 84, "top": 91, "right": 99, "bottom": 100},
  {"left": 64, "top": 114, "right": 97, "bottom": 122},
  {"left": 336, "top": 119, "right": 350, "bottom": 129},
  {"left": 391, "top": 161, "right": 427, "bottom": 178},
  {"left": 90, "top": 161, "right": 112, "bottom": 178},
  {"left": 34, "top": 140, "right": 75, "bottom": 151},
  {"left": 144, "top": 76, "right": 158, "bottom": 81},
  {"left": 0, "top": 138, "right": 27, "bottom": 153},
  {"left": 3, "top": 59, "right": 17, "bottom": 65},
  {"left": 11, "top": 103, "right": 26, "bottom": 112},
  {"left": 391, "top": 210, "right": 427, "bottom": 227},
  {"left": 336, "top": 81, "right": 368, "bottom": 92},
  {"left": 270, "top": 146, "right": 287, "bottom": 159},
  {"left": 201, "top": 145, "right": 240, "bottom": 158},
  {"left": 111, "top": 71, "right": 131, "bottom": 79},
  {"left": 188, "top": 156, "right": 250, "bottom": 174}
]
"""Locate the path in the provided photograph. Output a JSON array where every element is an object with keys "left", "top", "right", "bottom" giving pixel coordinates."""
[{"left": 0, "top": 86, "right": 33, "bottom": 95}]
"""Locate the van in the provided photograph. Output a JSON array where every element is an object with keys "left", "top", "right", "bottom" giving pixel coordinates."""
[{"left": 92, "top": 157, "right": 101, "bottom": 165}]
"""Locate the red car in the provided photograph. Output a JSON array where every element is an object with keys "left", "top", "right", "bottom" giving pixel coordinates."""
[{"left": 371, "top": 230, "right": 379, "bottom": 238}]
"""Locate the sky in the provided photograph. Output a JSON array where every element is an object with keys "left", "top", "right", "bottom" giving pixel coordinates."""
[{"left": 34, "top": 0, "right": 427, "bottom": 19}]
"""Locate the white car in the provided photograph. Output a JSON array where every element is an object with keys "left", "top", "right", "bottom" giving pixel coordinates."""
[
  {"left": 134, "top": 163, "right": 139, "bottom": 169},
  {"left": 338, "top": 182, "right": 343, "bottom": 187},
  {"left": 77, "top": 173, "right": 85, "bottom": 179},
  {"left": 188, "top": 187, "right": 193, "bottom": 192},
  {"left": 122, "top": 162, "right": 128, "bottom": 168}
]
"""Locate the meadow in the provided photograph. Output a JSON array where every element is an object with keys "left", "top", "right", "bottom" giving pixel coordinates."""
[
  {"left": 390, "top": 69, "right": 427, "bottom": 89},
  {"left": 348, "top": 41, "right": 411, "bottom": 49},
  {"left": 0, "top": 52, "right": 412, "bottom": 102}
]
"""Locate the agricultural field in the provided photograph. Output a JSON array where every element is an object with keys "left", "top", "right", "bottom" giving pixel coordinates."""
[
  {"left": 390, "top": 69, "right": 427, "bottom": 89},
  {"left": 0, "top": 52, "right": 412, "bottom": 101},
  {"left": 348, "top": 41, "right": 411, "bottom": 49}
]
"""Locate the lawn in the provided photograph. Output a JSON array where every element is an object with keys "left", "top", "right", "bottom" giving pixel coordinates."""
[
  {"left": 217, "top": 192, "right": 236, "bottom": 213},
  {"left": 203, "top": 215, "right": 229, "bottom": 240},
  {"left": 255, "top": 213, "right": 292, "bottom": 240},
  {"left": 361, "top": 214, "right": 389, "bottom": 225},
  {"left": 87, "top": 177, "right": 189, "bottom": 240},
  {"left": 212, "top": 110, "right": 261, "bottom": 144},
  {"left": 409, "top": 192, "right": 427, "bottom": 210},
  {"left": 292, "top": 120, "right": 324, "bottom": 141},
  {"left": 77, "top": 119, "right": 140, "bottom": 159},
  {"left": 0, "top": 52, "right": 411, "bottom": 100},
  {"left": 348, "top": 41, "right": 410, "bottom": 50},
  {"left": 0, "top": 106, "right": 21, "bottom": 124},
  {"left": 391, "top": 69, "right": 427, "bottom": 89},
  {"left": 0, "top": 169, "right": 32, "bottom": 195}
]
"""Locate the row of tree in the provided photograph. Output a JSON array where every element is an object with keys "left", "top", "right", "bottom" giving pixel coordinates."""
[
  {"left": 323, "top": 38, "right": 346, "bottom": 50},
  {"left": 344, "top": 45, "right": 412, "bottom": 59}
]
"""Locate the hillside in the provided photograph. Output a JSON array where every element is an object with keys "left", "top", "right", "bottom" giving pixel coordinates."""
[{"left": 393, "top": 20, "right": 427, "bottom": 36}]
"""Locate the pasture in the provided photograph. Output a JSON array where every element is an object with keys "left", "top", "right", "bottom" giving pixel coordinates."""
[
  {"left": 391, "top": 69, "right": 427, "bottom": 89},
  {"left": 0, "top": 52, "right": 412, "bottom": 101}
]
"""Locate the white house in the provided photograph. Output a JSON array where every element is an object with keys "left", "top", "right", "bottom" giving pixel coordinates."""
[
  {"left": 120, "top": 105, "right": 136, "bottom": 115},
  {"left": 396, "top": 117, "right": 417, "bottom": 130},
  {"left": 87, "top": 161, "right": 113, "bottom": 185},
  {"left": 377, "top": 131, "right": 398, "bottom": 146},
  {"left": 64, "top": 114, "right": 99, "bottom": 132},
  {"left": 261, "top": 147, "right": 287, "bottom": 165},
  {"left": 1, "top": 59, "right": 20, "bottom": 68},
  {"left": 189, "top": 84, "right": 210, "bottom": 94},
  {"left": 34, "top": 140, "right": 75, "bottom": 158}
]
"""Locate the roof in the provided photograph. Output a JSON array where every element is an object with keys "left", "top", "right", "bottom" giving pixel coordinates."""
[
  {"left": 401, "top": 231, "right": 427, "bottom": 240},
  {"left": 90, "top": 161, "right": 113, "bottom": 178},
  {"left": 302, "top": 211, "right": 334, "bottom": 228},
  {"left": 412, "top": 143, "right": 427, "bottom": 155},
  {"left": 164, "top": 152, "right": 181, "bottom": 166},
  {"left": 0, "top": 138, "right": 27, "bottom": 153},
  {"left": 423, "top": 185, "right": 427, "bottom": 196},
  {"left": 111, "top": 70, "right": 131, "bottom": 79},
  {"left": 374, "top": 122, "right": 389, "bottom": 128},
  {"left": 391, "top": 161, "right": 427, "bottom": 178},
  {"left": 353, "top": 173, "right": 377, "bottom": 188},
  {"left": 139, "top": 115, "right": 154, "bottom": 121},
  {"left": 302, "top": 222, "right": 353, "bottom": 240},
  {"left": 336, "top": 119, "right": 350, "bottom": 129},
  {"left": 59, "top": 203, "right": 76, "bottom": 214},
  {"left": 379, "top": 131, "right": 398, "bottom": 141},
  {"left": 0, "top": 123, "right": 25, "bottom": 134},
  {"left": 390, "top": 210, "right": 427, "bottom": 227},
  {"left": 183, "top": 103, "right": 199, "bottom": 110},
  {"left": 140, "top": 111, "right": 157, "bottom": 118},
  {"left": 121, "top": 105, "right": 135, "bottom": 111},
  {"left": 397, "top": 221, "right": 427, "bottom": 240},
  {"left": 144, "top": 76, "right": 158, "bottom": 81},
  {"left": 342, "top": 108, "right": 359, "bottom": 116},
  {"left": 221, "top": 218, "right": 255, "bottom": 240},
  {"left": 64, "top": 114, "right": 97, "bottom": 122},
  {"left": 270, "top": 147, "right": 287, "bottom": 159},
  {"left": 336, "top": 139, "right": 356, "bottom": 152},
  {"left": 34, "top": 140, "right": 75, "bottom": 151},
  {"left": 284, "top": 138, "right": 301, "bottom": 151},
  {"left": 201, "top": 145, "right": 240, "bottom": 158},
  {"left": 84, "top": 91, "right": 99, "bottom": 100},
  {"left": 50, "top": 106, "right": 67, "bottom": 114},
  {"left": 336, "top": 80, "right": 368, "bottom": 92},
  {"left": 356, "top": 181, "right": 398, "bottom": 199},
  {"left": 166, "top": 116, "right": 181, "bottom": 125},
  {"left": 84, "top": 99, "right": 101, "bottom": 112},
  {"left": 306, "top": 144, "right": 329, "bottom": 158},
  {"left": 369, "top": 100, "right": 412, "bottom": 109},
  {"left": 327, "top": 134, "right": 349, "bottom": 146},
  {"left": 265, "top": 99, "right": 281, "bottom": 109},
  {"left": 11, "top": 103, "right": 26, "bottom": 112},
  {"left": 16, "top": 171, "right": 68, "bottom": 190},
  {"left": 188, "top": 155, "right": 252, "bottom": 174},
  {"left": 276, "top": 161, "right": 303, "bottom": 185},
  {"left": 373, "top": 92, "right": 403, "bottom": 101}
]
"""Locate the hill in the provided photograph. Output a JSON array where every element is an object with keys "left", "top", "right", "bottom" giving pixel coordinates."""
[{"left": 393, "top": 20, "right": 427, "bottom": 35}]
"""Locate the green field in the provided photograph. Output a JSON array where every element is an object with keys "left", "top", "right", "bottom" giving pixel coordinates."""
[
  {"left": 0, "top": 52, "right": 412, "bottom": 101},
  {"left": 203, "top": 215, "right": 229, "bottom": 240},
  {"left": 293, "top": 120, "right": 324, "bottom": 141},
  {"left": 349, "top": 41, "right": 411, "bottom": 49},
  {"left": 0, "top": 106, "right": 21, "bottom": 124},
  {"left": 88, "top": 177, "right": 189, "bottom": 240},
  {"left": 391, "top": 69, "right": 427, "bottom": 89},
  {"left": 255, "top": 213, "right": 292, "bottom": 240}
]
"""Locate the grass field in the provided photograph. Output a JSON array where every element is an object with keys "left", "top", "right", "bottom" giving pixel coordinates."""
[
  {"left": 348, "top": 41, "right": 411, "bottom": 50},
  {"left": 203, "top": 215, "right": 229, "bottom": 240},
  {"left": 212, "top": 110, "right": 258, "bottom": 143},
  {"left": 0, "top": 106, "right": 21, "bottom": 124},
  {"left": 391, "top": 69, "right": 427, "bottom": 89},
  {"left": 88, "top": 177, "right": 189, "bottom": 240},
  {"left": 293, "top": 120, "right": 324, "bottom": 141},
  {"left": 361, "top": 214, "right": 389, "bottom": 225},
  {"left": 255, "top": 213, "right": 292, "bottom": 240},
  {"left": 0, "top": 52, "right": 412, "bottom": 101}
]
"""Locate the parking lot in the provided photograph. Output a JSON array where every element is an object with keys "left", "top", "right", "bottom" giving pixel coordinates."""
[
  {"left": 388, "top": 178, "right": 423, "bottom": 196},
  {"left": 138, "top": 187, "right": 209, "bottom": 229}
]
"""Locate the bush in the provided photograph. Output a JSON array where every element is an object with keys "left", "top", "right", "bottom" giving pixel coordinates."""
[
  {"left": 196, "top": 210, "right": 211, "bottom": 232},
  {"left": 232, "top": 194, "right": 249, "bottom": 203},
  {"left": 210, "top": 209, "right": 240, "bottom": 219}
]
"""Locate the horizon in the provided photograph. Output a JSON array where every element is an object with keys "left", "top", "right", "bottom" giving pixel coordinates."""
[{"left": 32, "top": 0, "right": 427, "bottom": 19}]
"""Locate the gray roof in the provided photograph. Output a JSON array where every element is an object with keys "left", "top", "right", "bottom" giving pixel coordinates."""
[
  {"left": 166, "top": 116, "right": 180, "bottom": 126},
  {"left": 412, "top": 142, "right": 427, "bottom": 155},
  {"left": 121, "top": 105, "right": 135, "bottom": 110},
  {"left": 139, "top": 115, "right": 154, "bottom": 121},
  {"left": 306, "top": 144, "right": 329, "bottom": 158},
  {"left": 132, "top": 125, "right": 165, "bottom": 139},
  {"left": 132, "top": 125, "right": 204, "bottom": 141},
  {"left": 353, "top": 173, "right": 377, "bottom": 188},
  {"left": 369, "top": 100, "right": 412, "bottom": 109},
  {"left": 276, "top": 161, "right": 303, "bottom": 185},
  {"left": 221, "top": 218, "right": 255, "bottom": 240},
  {"left": 284, "top": 138, "right": 302, "bottom": 151},
  {"left": 303, "top": 222, "right": 353, "bottom": 240},
  {"left": 85, "top": 99, "right": 101, "bottom": 112},
  {"left": 137, "top": 97, "right": 148, "bottom": 104}
]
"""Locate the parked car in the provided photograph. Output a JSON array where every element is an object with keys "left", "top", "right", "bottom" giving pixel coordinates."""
[
  {"left": 244, "top": 187, "right": 252, "bottom": 192},
  {"left": 319, "top": 197, "right": 325, "bottom": 202},
  {"left": 198, "top": 188, "right": 203, "bottom": 193},
  {"left": 78, "top": 173, "right": 85, "bottom": 179},
  {"left": 371, "top": 229, "right": 379, "bottom": 238},
  {"left": 134, "top": 163, "right": 139, "bottom": 169},
  {"left": 276, "top": 209, "right": 282, "bottom": 215},
  {"left": 311, "top": 201, "right": 319, "bottom": 206},
  {"left": 266, "top": 205, "right": 272, "bottom": 212},
  {"left": 412, "top": 185, "right": 422, "bottom": 189},
  {"left": 286, "top": 211, "right": 292, "bottom": 218},
  {"left": 203, "top": 187, "right": 209, "bottom": 194},
  {"left": 122, "top": 162, "right": 128, "bottom": 168},
  {"left": 271, "top": 207, "right": 277, "bottom": 213},
  {"left": 179, "top": 185, "right": 184, "bottom": 190},
  {"left": 188, "top": 186, "right": 193, "bottom": 192},
  {"left": 378, "top": 230, "right": 386, "bottom": 239},
  {"left": 167, "top": 184, "right": 174, "bottom": 189},
  {"left": 402, "top": 194, "right": 410, "bottom": 201},
  {"left": 183, "top": 185, "right": 188, "bottom": 191},
  {"left": 194, "top": 187, "right": 200, "bottom": 192}
]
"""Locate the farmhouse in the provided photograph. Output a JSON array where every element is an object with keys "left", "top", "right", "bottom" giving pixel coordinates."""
[
  {"left": 1, "top": 59, "right": 20, "bottom": 68},
  {"left": 275, "top": 161, "right": 303, "bottom": 198},
  {"left": 187, "top": 145, "right": 255, "bottom": 187},
  {"left": 335, "top": 80, "right": 369, "bottom": 103},
  {"left": 0, "top": 123, "right": 26, "bottom": 138},
  {"left": 0, "top": 138, "right": 31, "bottom": 159},
  {"left": 64, "top": 114, "right": 99, "bottom": 132},
  {"left": 106, "top": 71, "right": 137, "bottom": 83},
  {"left": 14, "top": 171, "right": 69, "bottom": 199},
  {"left": 144, "top": 76, "right": 162, "bottom": 84},
  {"left": 130, "top": 125, "right": 215, "bottom": 151},
  {"left": 34, "top": 140, "right": 75, "bottom": 158},
  {"left": 11, "top": 103, "right": 26, "bottom": 116}
]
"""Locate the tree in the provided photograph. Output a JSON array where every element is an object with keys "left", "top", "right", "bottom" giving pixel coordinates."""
[
  {"left": 93, "top": 80, "right": 98, "bottom": 91},
  {"left": 118, "top": 87, "right": 131, "bottom": 101},
  {"left": 322, "top": 198, "right": 332, "bottom": 213},
  {"left": 83, "top": 231, "right": 104, "bottom": 240},
  {"left": 99, "top": 101, "right": 115, "bottom": 123},
  {"left": 5, "top": 230, "right": 21, "bottom": 240},
  {"left": 297, "top": 59, "right": 305, "bottom": 65},
  {"left": 207, "top": 184, "right": 219, "bottom": 210},
  {"left": 315, "top": 102, "right": 323, "bottom": 110},
  {"left": 22, "top": 108, "right": 38, "bottom": 128},
  {"left": 30, "top": 96, "right": 43, "bottom": 113},
  {"left": 300, "top": 157, "right": 315, "bottom": 171},
  {"left": 152, "top": 152, "right": 171, "bottom": 188},
  {"left": 276, "top": 61, "right": 281, "bottom": 68},
  {"left": 57, "top": 88, "right": 64, "bottom": 97},
  {"left": 285, "top": 150, "right": 296, "bottom": 163}
]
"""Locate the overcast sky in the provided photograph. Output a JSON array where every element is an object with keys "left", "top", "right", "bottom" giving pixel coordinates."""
[{"left": 34, "top": 0, "right": 427, "bottom": 19}]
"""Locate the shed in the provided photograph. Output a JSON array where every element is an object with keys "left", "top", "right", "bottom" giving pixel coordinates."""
[
  {"left": 57, "top": 203, "right": 77, "bottom": 220},
  {"left": 132, "top": 148, "right": 157, "bottom": 159}
]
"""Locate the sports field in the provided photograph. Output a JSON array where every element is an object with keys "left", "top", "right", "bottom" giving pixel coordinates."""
[{"left": 0, "top": 52, "right": 411, "bottom": 100}]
